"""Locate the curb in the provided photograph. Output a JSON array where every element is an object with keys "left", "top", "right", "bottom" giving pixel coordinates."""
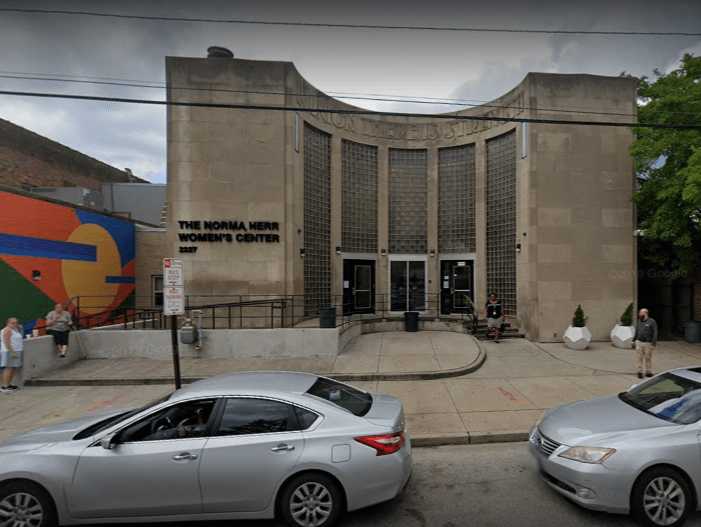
[
  {"left": 25, "top": 336, "right": 487, "bottom": 387},
  {"left": 412, "top": 430, "right": 530, "bottom": 447}
]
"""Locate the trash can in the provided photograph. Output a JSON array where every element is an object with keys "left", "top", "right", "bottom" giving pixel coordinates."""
[
  {"left": 319, "top": 306, "right": 337, "bottom": 329},
  {"left": 685, "top": 320, "right": 701, "bottom": 343},
  {"left": 404, "top": 311, "right": 419, "bottom": 332}
]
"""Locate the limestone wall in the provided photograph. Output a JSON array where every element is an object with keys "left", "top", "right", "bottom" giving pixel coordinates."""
[{"left": 165, "top": 55, "right": 637, "bottom": 343}]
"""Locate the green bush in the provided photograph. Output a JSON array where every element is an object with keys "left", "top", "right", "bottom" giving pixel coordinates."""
[
  {"left": 572, "top": 304, "right": 587, "bottom": 328},
  {"left": 620, "top": 302, "right": 634, "bottom": 326}
]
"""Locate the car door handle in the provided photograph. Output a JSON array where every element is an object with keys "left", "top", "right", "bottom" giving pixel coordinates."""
[
  {"left": 271, "top": 444, "right": 295, "bottom": 452},
  {"left": 172, "top": 452, "right": 198, "bottom": 461}
]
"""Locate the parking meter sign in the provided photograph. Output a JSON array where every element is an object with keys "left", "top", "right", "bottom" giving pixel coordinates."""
[
  {"left": 163, "top": 258, "right": 184, "bottom": 287},
  {"left": 163, "top": 259, "right": 185, "bottom": 316},
  {"left": 164, "top": 287, "right": 185, "bottom": 316}
]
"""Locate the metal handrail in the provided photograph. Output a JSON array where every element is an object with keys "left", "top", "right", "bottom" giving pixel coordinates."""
[{"left": 46, "top": 293, "right": 481, "bottom": 332}]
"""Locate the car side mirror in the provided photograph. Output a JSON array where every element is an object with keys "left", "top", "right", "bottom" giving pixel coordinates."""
[{"left": 99, "top": 433, "right": 117, "bottom": 450}]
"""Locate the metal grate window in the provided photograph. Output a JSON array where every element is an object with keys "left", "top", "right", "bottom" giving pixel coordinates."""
[
  {"left": 389, "top": 149, "right": 427, "bottom": 254},
  {"left": 342, "top": 140, "right": 378, "bottom": 253},
  {"left": 304, "top": 124, "right": 331, "bottom": 316},
  {"left": 486, "top": 131, "right": 517, "bottom": 316},
  {"left": 439, "top": 144, "right": 476, "bottom": 253}
]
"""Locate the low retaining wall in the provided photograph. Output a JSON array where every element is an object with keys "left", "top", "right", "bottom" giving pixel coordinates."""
[
  {"left": 15, "top": 334, "right": 85, "bottom": 386},
  {"left": 80, "top": 327, "right": 342, "bottom": 360},
  {"left": 17, "top": 317, "right": 471, "bottom": 367}
]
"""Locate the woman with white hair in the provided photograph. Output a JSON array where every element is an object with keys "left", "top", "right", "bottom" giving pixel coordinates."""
[{"left": 0, "top": 317, "right": 23, "bottom": 393}]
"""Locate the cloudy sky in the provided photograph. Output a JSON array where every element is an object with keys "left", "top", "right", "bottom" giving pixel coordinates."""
[{"left": 0, "top": 0, "right": 699, "bottom": 183}]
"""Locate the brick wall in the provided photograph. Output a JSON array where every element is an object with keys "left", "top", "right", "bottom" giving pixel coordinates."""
[{"left": 0, "top": 118, "right": 147, "bottom": 191}]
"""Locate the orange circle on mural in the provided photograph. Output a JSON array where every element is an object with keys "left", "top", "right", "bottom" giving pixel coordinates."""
[{"left": 62, "top": 224, "right": 121, "bottom": 315}]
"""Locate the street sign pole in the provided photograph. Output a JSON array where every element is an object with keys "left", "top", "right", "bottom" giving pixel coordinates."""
[
  {"left": 170, "top": 314, "right": 182, "bottom": 390},
  {"left": 163, "top": 258, "right": 185, "bottom": 390}
]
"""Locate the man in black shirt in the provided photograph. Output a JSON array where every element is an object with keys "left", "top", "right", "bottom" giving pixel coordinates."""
[
  {"left": 634, "top": 308, "right": 658, "bottom": 379},
  {"left": 485, "top": 293, "right": 503, "bottom": 343}
]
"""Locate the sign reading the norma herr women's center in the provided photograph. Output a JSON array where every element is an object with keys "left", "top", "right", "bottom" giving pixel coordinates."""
[{"left": 163, "top": 258, "right": 185, "bottom": 315}]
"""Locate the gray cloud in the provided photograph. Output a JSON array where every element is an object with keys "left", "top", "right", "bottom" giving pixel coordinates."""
[{"left": 0, "top": 0, "right": 699, "bottom": 182}]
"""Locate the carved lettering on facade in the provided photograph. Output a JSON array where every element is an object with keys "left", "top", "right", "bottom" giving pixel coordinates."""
[{"left": 296, "top": 91, "right": 526, "bottom": 143}]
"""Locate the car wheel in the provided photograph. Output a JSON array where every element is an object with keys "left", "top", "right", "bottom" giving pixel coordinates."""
[
  {"left": 0, "top": 481, "right": 57, "bottom": 527},
  {"left": 632, "top": 467, "right": 693, "bottom": 527},
  {"left": 279, "top": 473, "right": 344, "bottom": 527}
]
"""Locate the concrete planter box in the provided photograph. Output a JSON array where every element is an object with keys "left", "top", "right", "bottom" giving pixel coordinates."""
[
  {"left": 611, "top": 324, "right": 635, "bottom": 349},
  {"left": 563, "top": 326, "right": 592, "bottom": 350}
]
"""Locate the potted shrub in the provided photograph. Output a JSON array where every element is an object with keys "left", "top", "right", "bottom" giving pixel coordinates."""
[
  {"left": 611, "top": 302, "right": 635, "bottom": 349},
  {"left": 563, "top": 304, "right": 592, "bottom": 350}
]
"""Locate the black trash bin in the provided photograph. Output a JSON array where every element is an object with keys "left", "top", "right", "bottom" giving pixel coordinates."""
[
  {"left": 685, "top": 321, "right": 701, "bottom": 343},
  {"left": 404, "top": 311, "right": 419, "bottom": 332},
  {"left": 319, "top": 306, "right": 337, "bottom": 328}
]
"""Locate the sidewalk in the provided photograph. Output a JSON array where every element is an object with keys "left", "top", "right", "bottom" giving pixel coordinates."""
[
  {"left": 24, "top": 331, "right": 484, "bottom": 384},
  {"left": 2, "top": 338, "right": 700, "bottom": 445}
]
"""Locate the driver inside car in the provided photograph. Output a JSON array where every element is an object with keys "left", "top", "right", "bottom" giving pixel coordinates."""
[{"left": 142, "top": 402, "right": 213, "bottom": 441}]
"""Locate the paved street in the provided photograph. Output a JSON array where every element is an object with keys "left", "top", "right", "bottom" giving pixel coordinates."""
[{"left": 81, "top": 443, "right": 701, "bottom": 527}]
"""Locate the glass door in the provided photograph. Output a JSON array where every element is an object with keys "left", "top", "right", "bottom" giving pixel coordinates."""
[
  {"left": 353, "top": 265, "right": 372, "bottom": 310},
  {"left": 440, "top": 260, "right": 474, "bottom": 314},
  {"left": 390, "top": 260, "right": 426, "bottom": 312},
  {"left": 451, "top": 262, "right": 472, "bottom": 311},
  {"left": 343, "top": 260, "right": 375, "bottom": 315}
]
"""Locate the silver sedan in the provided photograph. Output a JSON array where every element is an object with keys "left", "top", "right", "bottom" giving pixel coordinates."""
[
  {"left": 530, "top": 367, "right": 701, "bottom": 527},
  {"left": 0, "top": 372, "right": 411, "bottom": 527}
]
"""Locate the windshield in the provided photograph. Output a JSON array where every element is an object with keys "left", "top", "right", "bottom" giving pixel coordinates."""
[
  {"left": 306, "top": 378, "right": 373, "bottom": 417},
  {"left": 619, "top": 373, "right": 701, "bottom": 425},
  {"left": 73, "top": 393, "right": 173, "bottom": 440}
]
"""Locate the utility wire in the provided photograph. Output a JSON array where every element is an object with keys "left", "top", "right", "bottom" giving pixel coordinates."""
[
  {"left": 0, "top": 72, "right": 650, "bottom": 117},
  {"left": 0, "top": 7, "right": 699, "bottom": 36},
  {"left": 0, "top": 88, "right": 698, "bottom": 129}
]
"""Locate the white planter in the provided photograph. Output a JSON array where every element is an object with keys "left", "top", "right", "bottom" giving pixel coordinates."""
[
  {"left": 611, "top": 324, "right": 635, "bottom": 349},
  {"left": 563, "top": 326, "right": 592, "bottom": 350}
]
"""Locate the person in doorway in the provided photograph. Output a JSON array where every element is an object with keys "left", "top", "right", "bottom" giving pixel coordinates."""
[
  {"left": 485, "top": 293, "right": 503, "bottom": 343},
  {"left": 634, "top": 308, "right": 658, "bottom": 379},
  {"left": 1, "top": 317, "right": 24, "bottom": 393},
  {"left": 46, "top": 303, "right": 73, "bottom": 357}
]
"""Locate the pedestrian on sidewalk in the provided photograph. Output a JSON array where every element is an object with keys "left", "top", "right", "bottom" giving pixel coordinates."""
[
  {"left": 634, "top": 308, "right": 658, "bottom": 379},
  {"left": 485, "top": 293, "right": 503, "bottom": 343},
  {"left": 1, "top": 317, "right": 23, "bottom": 393},
  {"left": 46, "top": 303, "right": 73, "bottom": 358}
]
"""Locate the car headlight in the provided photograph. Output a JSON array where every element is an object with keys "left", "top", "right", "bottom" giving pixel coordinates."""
[{"left": 558, "top": 446, "right": 616, "bottom": 464}]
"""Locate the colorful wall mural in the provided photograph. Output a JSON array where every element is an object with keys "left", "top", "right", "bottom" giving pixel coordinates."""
[{"left": 0, "top": 190, "right": 135, "bottom": 334}]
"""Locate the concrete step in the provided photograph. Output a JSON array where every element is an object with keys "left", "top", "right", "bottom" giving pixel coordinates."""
[{"left": 472, "top": 319, "right": 525, "bottom": 340}]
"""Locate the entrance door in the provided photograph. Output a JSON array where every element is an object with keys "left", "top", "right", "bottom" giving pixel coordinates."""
[
  {"left": 343, "top": 260, "right": 375, "bottom": 315},
  {"left": 441, "top": 260, "right": 474, "bottom": 315},
  {"left": 390, "top": 260, "right": 426, "bottom": 312}
]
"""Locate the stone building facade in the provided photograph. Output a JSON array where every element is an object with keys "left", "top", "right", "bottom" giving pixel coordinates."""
[{"left": 166, "top": 54, "right": 638, "bottom": 342}]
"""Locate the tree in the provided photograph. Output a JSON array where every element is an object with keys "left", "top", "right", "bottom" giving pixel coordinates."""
[
  {"left": 620, "top": 302, "right": 634, "bottom": 326},
  {"left": 632, "top": 53, "right": 701, "bottom": 274},
  {"left": 572, "top": 305, "right": 587, "bottom": 328}
]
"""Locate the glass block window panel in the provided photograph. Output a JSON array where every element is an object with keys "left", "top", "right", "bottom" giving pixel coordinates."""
[
  {"left": 486, "top": 131, "right": 517, "bottom": 316},
  {"left": 439, "top": 144, "right": 476, "bottom": 253},
  {"left": 342, "top": 140, "right": 378, "bottom": 253},
  {"left": 389, "top": 149, "right": 427, "bottom": 254},
  {"left": 304, "top": 124, "right": 331, "bottom": 316}
]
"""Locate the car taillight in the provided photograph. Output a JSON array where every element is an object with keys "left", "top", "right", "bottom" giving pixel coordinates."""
[{"left": 354, "top": 432, "right": 405, "bottom": 456}]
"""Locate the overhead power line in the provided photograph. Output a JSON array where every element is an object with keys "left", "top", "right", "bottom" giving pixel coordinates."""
[
  {"left": 0, "top": 88, "right": 698, "bottom": 130},
  {"left": 0, "top": 72, "right": 650, "bottom": 117},
  {"left": 0, "top": 7, "right": 700, "bottom": 36}
]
